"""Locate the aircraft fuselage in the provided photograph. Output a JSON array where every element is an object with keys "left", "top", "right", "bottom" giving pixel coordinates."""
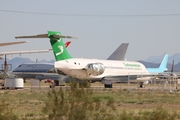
[{"left": 55, "top": 58, "right": 149, "bottom": 80}]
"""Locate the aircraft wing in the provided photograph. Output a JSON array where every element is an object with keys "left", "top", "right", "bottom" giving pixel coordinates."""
[
  {"left": 0, "top": 49, "right": 52, "bottom": 56},
  {"left": 0, "top": 41, "right": 27, "bottom": 47},
  {"left": 102, "top": 71, "right": 180, "bottom": 83},
  {"left": 13, "top": 72, "right": 58, "bottom": 76},
  {"left": 157, "top": 72, "right": 180, "bottom": 79},
  {"left": 12, "top": 72, "right": 61, "bottom": 80},
  {"left": 103, "top": 73, "right": 160, "bottom": 80}
]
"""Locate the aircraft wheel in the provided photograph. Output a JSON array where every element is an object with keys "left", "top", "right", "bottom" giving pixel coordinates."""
[
  {"left": 50, "top": 84, "right": 55, "bottom": 88},
  {"left": 54, "top": 81, "right": 59, "bottom": 86},
  {"left": 139, "top": 83, "right": 144, "bottom": 88}
]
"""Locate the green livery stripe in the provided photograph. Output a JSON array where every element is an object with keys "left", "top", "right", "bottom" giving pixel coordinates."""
[
  {"left": 48, "top": 31, "right": 72, "bottom": 61},
  {"left": 123, "top": 63, "right": 140, "bottom": 67}
]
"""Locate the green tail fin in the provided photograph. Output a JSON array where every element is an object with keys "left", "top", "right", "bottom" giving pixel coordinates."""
[{"left": 48, "top": 31, "right": 72, "bottom": 61}]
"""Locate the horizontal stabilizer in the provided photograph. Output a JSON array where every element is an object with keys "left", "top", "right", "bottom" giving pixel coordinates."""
[
  {"left": 15, "top": 34, "right": 48, "bottom": 39},
  {"left": 15, "top": 34, "right": 78, "bottom": 39}
]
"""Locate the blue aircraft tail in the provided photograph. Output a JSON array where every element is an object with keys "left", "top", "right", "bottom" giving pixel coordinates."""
[{"left": 147, "top": 54, "right": 169, "bottom": 73}]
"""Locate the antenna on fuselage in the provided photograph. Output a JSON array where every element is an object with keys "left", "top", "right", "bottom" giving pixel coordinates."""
[{"left": 36, "top": 59, "right": 38, "bottom": 63}]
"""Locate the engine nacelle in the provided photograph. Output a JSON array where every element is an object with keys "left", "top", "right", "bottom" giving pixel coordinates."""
[{"left": 85, "top": 63, "right": 105, "bottom": 76}]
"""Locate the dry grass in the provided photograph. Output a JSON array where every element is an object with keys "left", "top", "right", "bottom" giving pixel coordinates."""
[
  {"left": 0, "top": 82, "right": 180, "bottom": 119},
  {"left": 0, "top": 90, "right": 47, "bottom": 118}
]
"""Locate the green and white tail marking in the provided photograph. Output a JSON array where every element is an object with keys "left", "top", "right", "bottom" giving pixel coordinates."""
[{"left": 48, "top": 31, "right": 72, "bottom": 61}]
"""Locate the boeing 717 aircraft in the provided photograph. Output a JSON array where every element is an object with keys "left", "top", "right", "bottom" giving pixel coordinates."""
[
  {"left": 12, "top": 43, "right": 129, "bottom": 86},
  {"left": 15, "top": 31, "right": 168, "bottom": 88}
]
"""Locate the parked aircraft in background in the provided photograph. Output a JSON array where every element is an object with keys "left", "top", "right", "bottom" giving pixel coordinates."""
[
  {"left": 15, "top": 31, "right": 169, "bottom": 88},
  {"left": 107, "top": 43, "right": 129, "bottom": 61},
  {"left": 13, "top": 63, "right": 63, "bottom": 84},
  {"left": 0, "top": 40, "right": 54, "bottom": 77},
  {"left": 64, "top": 41, "right": 71, "bottom": 48},
  {"left": 128, "top": 54, "right": 169, "bottom": 84},
  {"left": 146, "top": 54, "right": 168, "bottom": 73}
]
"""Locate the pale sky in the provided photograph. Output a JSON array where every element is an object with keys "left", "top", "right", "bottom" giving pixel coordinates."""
[{"left": 0, "top": 0, "right": 180, "bottom": 61}]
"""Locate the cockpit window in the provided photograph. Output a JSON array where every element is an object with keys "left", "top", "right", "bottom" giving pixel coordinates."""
[{"left": 18, "top": 65, "right": 21, "bottom": 67}]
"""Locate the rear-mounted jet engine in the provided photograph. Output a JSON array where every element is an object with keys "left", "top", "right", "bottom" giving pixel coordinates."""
[{"left": 85, "top": 63, "right": 105, "bottom": 76}]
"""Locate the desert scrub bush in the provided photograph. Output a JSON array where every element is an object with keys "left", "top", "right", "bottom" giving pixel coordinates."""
[{"left": 43, "top": 81, "right": 117, "bottom": 120}]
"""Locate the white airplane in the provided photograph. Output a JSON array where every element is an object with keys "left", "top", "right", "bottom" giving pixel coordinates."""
[
  {"left": 0, "top": 41, "right": 51, "bottom": 78},
  {"left": 0, "top": 40, "right": 55, "bottom": 77},
  {"left": 15, "top": 31, "right": 169, "bottom": 88},
  {"left": 12, "top": 42, "right": 129, "bottom": 86}
]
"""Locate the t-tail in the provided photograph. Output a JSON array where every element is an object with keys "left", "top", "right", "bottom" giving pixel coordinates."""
[
  {"left": 15, "top": 31, "right": 77, "bottom": 61},
  {"left": 48, "top": 31, "right": 73, "bottom": 61},
  {"left": 147, "top": 54, "right": 169, "bottom": 73}
]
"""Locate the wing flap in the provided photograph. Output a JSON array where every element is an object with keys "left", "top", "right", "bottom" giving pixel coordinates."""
[
  {"left": 0, "top": 41, "right": 27, "bottom": 47},
  {"left": 0, "top": 49, "right": 52, "bottom": 56},
  {"left": 13, "top": 72, "right": 58, "bottom": 76}
]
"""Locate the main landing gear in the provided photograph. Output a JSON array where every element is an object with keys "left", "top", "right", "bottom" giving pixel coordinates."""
[{"left": 104, "top": 84, "right": 112, "bottom": 88}]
